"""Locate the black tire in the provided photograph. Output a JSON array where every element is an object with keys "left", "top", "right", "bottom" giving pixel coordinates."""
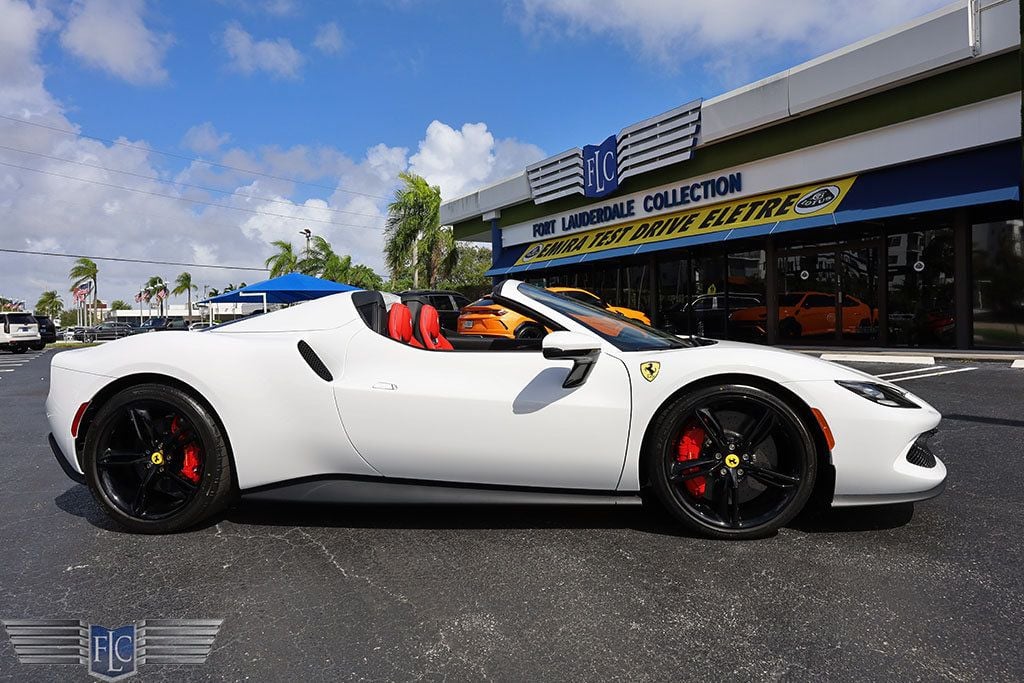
[
  {"left": 11, "top": 345, "right": 27, "bottom": 354},
  {"left": 647, "top": 384, "right": 817, "bottom": 540},
  {"left": 83, "top": 383, "right": 233, "bottom": 533},
  {"left": 779, "top": 318, "right": 802, "bottom": 339},
  {"left": 31, "top": 342, "right": 45, "bottom": 351},
  {"left": 514, "top": 322, "right": 546, "bottom": 340}
]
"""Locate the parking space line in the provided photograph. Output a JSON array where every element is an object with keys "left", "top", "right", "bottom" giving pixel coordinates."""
[
  {"left": 876, "top": 366, "right": 946, "bottom": 378},
  {"left": 821, "top": 353, "right": 935, "bottom": 365},
  {"left": 889, "top": 367, "right": 976, "bottom": 382}
]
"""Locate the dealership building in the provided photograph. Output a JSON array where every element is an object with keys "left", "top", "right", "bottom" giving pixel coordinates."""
[{"left": 442, "top": 0, "right": 1023, "bottom": 349}]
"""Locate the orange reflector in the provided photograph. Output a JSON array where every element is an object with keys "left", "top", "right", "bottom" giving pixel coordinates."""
[
  {"left": 70, "top": 402, "right": 90, "bottom": 438},
  {"left": 811, "top": 408, "right": 836, "bottom": 451}
]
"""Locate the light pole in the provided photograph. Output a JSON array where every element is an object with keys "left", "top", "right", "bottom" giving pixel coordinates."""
[{"left": 299, "top": 228, "right": 312, "bottom": 258}]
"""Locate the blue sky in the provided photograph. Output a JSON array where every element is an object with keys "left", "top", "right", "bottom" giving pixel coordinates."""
[{"left": 0, "top": 0, "right": 951, "bottom": 306}]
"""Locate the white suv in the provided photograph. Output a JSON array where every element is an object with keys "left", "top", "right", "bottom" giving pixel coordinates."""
[{"left": 0, "top": 312, "right": 41, "bottom": 354}]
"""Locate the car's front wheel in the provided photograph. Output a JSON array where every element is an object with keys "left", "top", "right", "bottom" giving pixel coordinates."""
[
  {"left": 647, "top": 384, "right": 817, "bottom": 540},
  {"left": 83, "top": 383, "right": 234, "bottom": 533}
]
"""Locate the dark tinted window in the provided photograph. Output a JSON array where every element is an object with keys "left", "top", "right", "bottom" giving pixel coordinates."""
[
  {"left": 805, "top": 294, "right": 835, "bottom": 308},
  {"left": 778, "top": 293, "right": 804, "bottom": 307},
  {"left": 453, "top": 295, "right": 470, "bottom": 308},
  {"left": 427, "top": 295, "right": 454, "bottom": 310},
  {"left": 5, "top": 313, "right": 34, "bottom": 325}
]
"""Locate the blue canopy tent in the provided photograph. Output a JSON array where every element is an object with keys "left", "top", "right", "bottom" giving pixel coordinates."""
[{"left": 199, "top": 273, "right": 360, "bottom": 311}]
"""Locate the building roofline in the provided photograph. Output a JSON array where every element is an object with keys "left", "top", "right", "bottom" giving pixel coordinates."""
[{"left": 441, "top": 0, "right": 1020, "bottom": 227}]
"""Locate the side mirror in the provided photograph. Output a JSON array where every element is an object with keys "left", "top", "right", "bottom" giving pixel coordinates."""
[{"left": 542, "top": 331, "right": 601, "bottom": 389}]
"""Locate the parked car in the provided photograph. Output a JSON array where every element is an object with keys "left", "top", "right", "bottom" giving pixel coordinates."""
[
  {"left": 134, "top": 317, "right": 170, "bottom": 333},
  {"left": 0, "top": 312, "right": 40, "bottom": 354},
  {"left": 33, "top": 315, "right": 57, "bottom": 349},
  {"left": 458, "top": 286, "right": 649, "bottom": 339},
  {"left": 189, "top": 322, "right": 214, "bottom": 331},
  {"left": 83, "top": 321, "right": 135, "bottom": 342},
  {"left": 47, "top": 279, "right": 946, "bottom": 539},
  {"left": 398, "top": 290, "right": 471, "bottom": 331},
  {"left": 729, "top": 291, "right": 876, "bottom": 339},
  {"left": 165, "top": 319, "right": 190, "bottom": 331},
  {"left": 64, "top": 326, "right": 86, "bottom": 341},
  {"left": 660, "top": 293, "right": 764, "bottom": 337}
]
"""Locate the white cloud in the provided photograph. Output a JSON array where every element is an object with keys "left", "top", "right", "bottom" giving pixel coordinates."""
[
  {"left": 60, "top": 0, "right": 171, "bottom": 84},
  {"left": 262, "top": 0, "right": 297, "bottom": 16},
  {"left": 222, "top": 22, "right": 304, "bottom": 80},
  {"left": 0, "top": 2, "right": 541, "bottom": 307},
  {"left": 409, "top": 120, "right": 545, "bottom": 200},
  {"left": 515, "top": 0, "right": 951, "bottom": 70},
  {"left": 182, "top": 122, "right": 231, "bottom": 154},
  {"left": 313, "top": 21, "right": 345, "bottom": 55}
]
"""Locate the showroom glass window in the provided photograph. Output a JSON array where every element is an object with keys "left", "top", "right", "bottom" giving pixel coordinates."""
[
  {"left": 690, "top": 250, "right": 727, "bottom": 338},
  {"left": 726, "top": 249, "right": 767, "bottom": 344},
  {"left": 656, "top": 257, "right": 690, "bottom": 333},
  {"left": 621, "top": 264, "right": 650, "bottom": 315},
  {"left": 972, "top": 219, "right": 1024, "bottom": 348},
  {"left": 887, "top": 227, "right": 955, "bottom": 348}
]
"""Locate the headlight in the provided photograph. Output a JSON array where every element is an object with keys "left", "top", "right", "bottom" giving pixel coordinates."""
[{"left": 835, "top": 380, "right": 919, "bottom": 408}]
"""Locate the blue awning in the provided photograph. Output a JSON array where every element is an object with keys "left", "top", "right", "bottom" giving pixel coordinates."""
[
  {"left": 199, "top": 273, "right": 360, "bottom": 305},
  {"left": 486, "top": 142, "right": 1020, "bottom": 277}
]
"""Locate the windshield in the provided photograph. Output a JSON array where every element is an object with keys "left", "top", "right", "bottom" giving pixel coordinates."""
[{"left": 517, "top": 283, "right": 694, "bottom": 351}]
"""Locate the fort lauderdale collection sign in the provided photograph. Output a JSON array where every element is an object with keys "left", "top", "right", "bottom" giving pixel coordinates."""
[{"left": 514, "top": 176, "right": 858, "bottom": 266}]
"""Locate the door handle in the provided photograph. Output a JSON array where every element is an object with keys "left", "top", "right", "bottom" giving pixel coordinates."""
[{"left": 372, "top": 382, "right": 397, "bottom": 391}]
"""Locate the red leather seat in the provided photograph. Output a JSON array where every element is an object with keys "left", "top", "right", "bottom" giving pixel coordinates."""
[
  {"left": 387, "top": 303, "right": 423, "bottom": 348},
  {"left": 418, "top": 304, "right": 453, "bottom": 351}
]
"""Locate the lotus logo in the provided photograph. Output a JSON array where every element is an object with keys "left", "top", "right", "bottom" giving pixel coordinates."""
[
  {"left": 522, "top": 244, "right": 542, "bottom": 261},
  {"left": 794, "top": 185, "right": 841, "bottom": 214}
]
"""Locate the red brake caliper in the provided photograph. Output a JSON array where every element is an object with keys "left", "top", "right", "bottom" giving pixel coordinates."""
[
  {"left": 170, "top": 416, "right": 202, "bottom": 484},
  {"left": 676, "top": 423, "right": 707, "bottom": 497}
]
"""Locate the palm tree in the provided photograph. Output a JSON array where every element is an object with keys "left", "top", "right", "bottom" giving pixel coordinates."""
[
  {"left": 68, "top": 257, "right": 98, "bottom": 325},
  {"left": 300, "top": 236, "right": 352, "bottom": 282},
  {"left": 109, "top": 300, "right": 131, "bottom": 311},
  {"left": 145, "top": 276, "right": 168, "bottom": 316},
  {"left": 207, "top": 287, "right": 220, "bottom": 297},
  {"left": 35, "top": 290, "right": 64, "bottom": 319},
  {"left": 346, "top": 264, "right": 383, "bottom": 290},
  {"left": 385, "top": 172, "right": 456, "bottom": 288},
  {"left": 172, "top": 271, "right": 198, "bottom": 321},
  {"left": 265, "top": 240, "right": 300, "bottom": 278}
]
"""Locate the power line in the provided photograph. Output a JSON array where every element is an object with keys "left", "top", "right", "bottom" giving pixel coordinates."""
[
  {"left": 0, "top": 159, "right": 386, "bottom": 231},
  {"left": 0, "top": 143, "right": 386, "bottom": 219},
  {"left": 0, "top": 113, "right": 390, "bottom": 200},
  {"left": 0, "top": 248, "right": 269, "bottom": 272}
]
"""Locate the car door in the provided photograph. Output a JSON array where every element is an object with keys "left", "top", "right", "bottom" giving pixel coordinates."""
[{"left": 333, "top": 326, "right": 632, "bottom": 490}]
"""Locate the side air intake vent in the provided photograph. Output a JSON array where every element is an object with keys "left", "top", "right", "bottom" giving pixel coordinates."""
[{"left": 297, "top": 340, "right": 332, "bottom": 382}]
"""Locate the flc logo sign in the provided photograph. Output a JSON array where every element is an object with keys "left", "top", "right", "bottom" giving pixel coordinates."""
[{"left": 582, "top": 135, "right": 618, "bottom": 199}]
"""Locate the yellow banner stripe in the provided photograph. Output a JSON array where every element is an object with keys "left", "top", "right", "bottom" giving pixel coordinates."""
[{"left": 515, "top": 176, "right": 858, "bottom": 266}]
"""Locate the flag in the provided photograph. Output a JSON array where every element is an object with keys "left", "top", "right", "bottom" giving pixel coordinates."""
[{"left": 134, "top": 292, "right": 143, "bottom": 303}]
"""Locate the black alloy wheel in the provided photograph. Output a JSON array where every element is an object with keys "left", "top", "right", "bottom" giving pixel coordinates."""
[
  {"left": 648, "top": 384, "right": 817, "bottom": 540},
  {"left": 83, "top": 383, "right": 233, "bottom": 533}
]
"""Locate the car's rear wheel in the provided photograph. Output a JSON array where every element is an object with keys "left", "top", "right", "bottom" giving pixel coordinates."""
[
  {"left": 11, "top": 345, "right": 27, "bottom": 354},
  {"left": 83, "top": 383, "right": 233, "bottom": 533},
  {"left": 647, "top": 384, "right": 816, "bottom": 540}
]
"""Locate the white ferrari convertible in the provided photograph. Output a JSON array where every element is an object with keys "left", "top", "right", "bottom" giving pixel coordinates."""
[{"left": 46, "top": 280, "right": 946, "bottom": 539}]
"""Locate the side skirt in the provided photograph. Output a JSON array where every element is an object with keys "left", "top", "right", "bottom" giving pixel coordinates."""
[{"left": 242, "top": 475, "right": 643, "bottom": 507}]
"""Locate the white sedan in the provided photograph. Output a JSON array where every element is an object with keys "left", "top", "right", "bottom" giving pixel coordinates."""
[{"left": 46, "top": 280, "right": 946, "bottom": 539}]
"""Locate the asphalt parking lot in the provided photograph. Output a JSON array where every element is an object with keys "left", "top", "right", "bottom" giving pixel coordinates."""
[{"left": 1, "top": 349, "right": 1022, "bottom": 681}]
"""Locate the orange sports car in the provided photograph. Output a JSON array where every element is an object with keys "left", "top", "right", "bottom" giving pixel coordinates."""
[
  {"left": 729, "top": 291, "right": 875, "bottom": 339},
  {"left": 458, "top": 287, "right": 651, "bottom": 339}
]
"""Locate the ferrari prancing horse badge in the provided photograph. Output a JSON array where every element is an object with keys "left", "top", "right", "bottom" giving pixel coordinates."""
[{"left": 640, "top": 361, "right": 660, "bottom": 382}]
